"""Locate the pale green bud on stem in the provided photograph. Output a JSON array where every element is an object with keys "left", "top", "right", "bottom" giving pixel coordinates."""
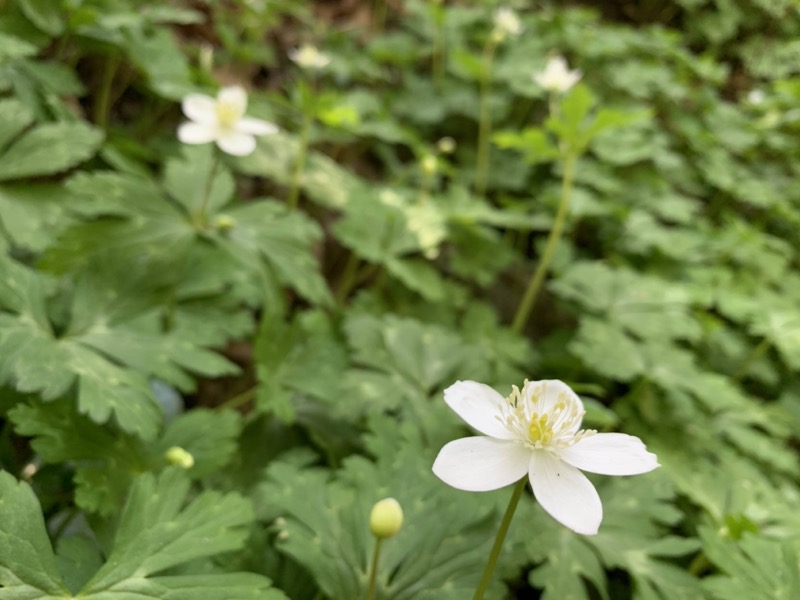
[
  {"left": 369, "top": 497, "right": 404, "bottom": 539},
  {"left": 165, "top": 446, "right": 195, "bottom": 469},
  {"left": 365, "top": 498, "right": 404, "bottom": 600}
]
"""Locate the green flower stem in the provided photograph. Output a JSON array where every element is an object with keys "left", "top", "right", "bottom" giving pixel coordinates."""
[
  {"left": 511, "top": 152, "right": 577, "bottom": 334},
  {"left": 732, "top": 338, "right": 771, "bottom": 382},
  {"left": 373, "top": 0, "right": 387, "bottom": 33},
  {"left": 193, "top": 153, "right": 220, "bottom": 229},
  {"left": 287, "top": 111, "right": 313, "bottom": 211},
  {"left": 474, "top": 37, "right": 499, "bottom": 198},
  {"left": 364, "top": 537, "right": 384, "bottom": 600},
  {"left": 216, "top": 386, "right": 255, "bottom": 411},
  {"left": 94, "top": 55, "right": 120, "bottom": 128},
  {"left": 431, "top": 4, "right": 445, "bottom": 86},
  {"left": 473, "top": 478, "right": 527, "bottom": 600},
  {"left": 335, "top": 252, "right": 362, "bottom": 305}
]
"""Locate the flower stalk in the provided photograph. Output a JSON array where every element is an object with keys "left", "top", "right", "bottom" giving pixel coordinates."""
[
  {"left": 511, "top": 151, "right": 577, "bottom": 334},
  {"left": 474, "top": 36, "right": 498, "bottom": 198},
  {"left": 472, "top": 477, "right": 527, "bottom": 600},
  {"left": 287, "top": 111, "right": 312, "bottom": 211}
]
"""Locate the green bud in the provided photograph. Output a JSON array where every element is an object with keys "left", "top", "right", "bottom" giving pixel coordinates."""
[
  {"left": 165, "top": 446, "right": 194, "bottom": 469},
  {"left": 369, "top": 497, "right": 404, "bottom": 539}
]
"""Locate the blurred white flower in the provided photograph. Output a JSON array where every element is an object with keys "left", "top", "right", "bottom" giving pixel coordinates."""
[
  {"left": 177, "top": 86, "right": 277, "bottom": 156},
  {"left": 432, "top": 379, "right": 659, "bottom": 535},
  {"left": 534, "top": 55, "right": 582, "bottom": 93},
  {"left": 747, "top": 89, "right": 765, "bottom": 105},
  {"left": 289, "top": 44, "right": 331, "bottom": 70},
  {"left": 492, "top": 7, "right": 522, "bottom": 41}
]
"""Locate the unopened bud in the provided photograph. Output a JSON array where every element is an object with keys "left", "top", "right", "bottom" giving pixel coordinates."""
[
  {"left": 437, "top": 136, "right": 456, "bottom": 154},
  {"left": 165, "top": 446, "right": 194, "bottom": 469},
  {"left": 369, "top": 497, "right": 404, "bottom": 539},
  {"left": 421, "top": 154, "right": 437, "bottom": 175},
  {"left": 213, "top": 214, "right": 237, "bottom": 232}
]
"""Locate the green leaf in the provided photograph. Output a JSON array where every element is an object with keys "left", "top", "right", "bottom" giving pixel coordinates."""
[
  {"left": 258, "top": 445, "right": 498, "bottom": 600},
  {"left": 0, "top": 122, "right": 104, "bottom": 181},
  {"left": 17, "top": 0, "right": 65, "bottom": 36},
  {"left": 0, "top": 471, "right": 69, "bottom": 598},
  {"left": 158, "top": 409, "right": 243, "bottom": 478},
  {"left": 0, "top": 469, "right": 286, "bottom": 599},
  {"left": 9, "top": 398, "right": 144, "bottom": 515},
  {"left": 0, "top": 99, "right": 35, "bottom": 149},
  {"left": 228, "top": 201, "right": 333, "bottom": 306},
  {"left": 0, "top": 183, "right": 77, "bottom": 253},
  {"left": 699, "top": 527, "right": 800, "bottom": 600}
]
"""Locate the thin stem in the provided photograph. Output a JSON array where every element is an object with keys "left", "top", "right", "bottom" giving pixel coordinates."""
[
  {"left": 472, "top": 478, "right": 527, "bottom": 600},
  {"left": 511, "top": 152, "right": 577, "bottom": 334},
  {"left": 94, "top": 55, "right": 120, "bottom": 128},
  {"left": 474, "top": 37, "right": 498, "bottom": 198},
  {"left": 365, "top": 538, "right": 383, "bottom": 600},
  {"left": 373, "top": 0, "right": 387, "bottom": 33},
  {"left": 287, "top": 112, "right": 312, "bottom": 211},
  {"left": 216, "top": 387, "right": 255, "bottom": 411},
  {"left": 732, "top": 338, "right": 771, "bottom": 382},
  {"left": 193, "top": 153, "right": 221, "bottom": 229},
  {"left": 335, "top": 252, "right": 362, "bottom": 305},
  {"left": 432, "top": 5, "right": 444, "bottom": 87}
]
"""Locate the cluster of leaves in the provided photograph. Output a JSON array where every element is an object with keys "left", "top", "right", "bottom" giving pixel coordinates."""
[{"left": 1, "top": 0, "right": 800, "bottom": 598}]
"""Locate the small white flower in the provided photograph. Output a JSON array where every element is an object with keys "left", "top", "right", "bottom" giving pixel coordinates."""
[
  {"left": 432, "top": 379, "right": 659, "bottom": 535},
  {"left": 534, "top": 55, "right": 582, "bottom": 93},
  {"left": 288, "top": 44, "right": 331, "bottom": 70},
  {"left": 747, "top": 89, "right": 765, "bottom": 105},
  {"left": 177, "top": 86, "right": 278, "bottom": 156},
  {"left": 493, "top": 7, "right": 522, "bottom": 39}
]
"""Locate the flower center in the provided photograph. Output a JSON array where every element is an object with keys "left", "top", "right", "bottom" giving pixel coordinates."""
[
  {"left": 496, "top": 380, "right": 595, "bottom": 451},
  {"left": 215, "top": 101, "right": 242, "bottom": 129},
  {"left": 527, "top": 413, "right": 554, "bottom": 446}
]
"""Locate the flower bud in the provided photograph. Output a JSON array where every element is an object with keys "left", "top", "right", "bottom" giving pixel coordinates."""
[
  {"left": 421, "top": 154, "right": 438, "bottom": 176},
  {"left": 212, "top": 214, "right": 237, "bottom": 232},
  {"left": 437, "top": 136, "right": 456, "bottom": 154},
  {"left": 369, "top": 497, "right": 404, "bottom": 539},
  {"left": 165, "top": 446, "right": 195, "bottom": 469}
]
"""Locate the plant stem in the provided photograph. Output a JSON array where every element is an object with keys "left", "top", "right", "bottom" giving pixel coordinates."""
[
  {"left": 94, "top": 55, "right": 120, "bottom": 128},
  {"left": 511, "top": 152, "right": 577, "bottom": 334},
  {"left": 287, "top": 112, "right": 312, "bottom": 211},
  {"left": 216, "top": 387, "right": 255, "bottom": 411},
  {"left": 732, "top": 338, "right": 771, "bottom": 382},
  {"left": 432, "top": 4, "right": 445, "bottom": 87},
  {"left": 472, "top": 478, "right": 527, "bottom": 600},
  {"left": 335, "top": 252, "right": 361, "bottom": 305},
  {"left": 474, "top": 37, "right": 498, "bottom": 198},
  {"left": 364, "top": 538, "right": 384, "bottom": 600},
  {"left": 193, "top": 153, "right": 220, "bottom": 229}
]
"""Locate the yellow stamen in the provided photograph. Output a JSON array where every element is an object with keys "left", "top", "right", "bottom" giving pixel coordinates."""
[{"left": 215, "top": 101, "right": 241, "bottom": 129}]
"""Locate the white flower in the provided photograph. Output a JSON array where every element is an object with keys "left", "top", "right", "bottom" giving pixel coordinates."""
[
  {"left": 288, "top": 44, "right": 331, "bottom": 70},
  {"left": 177, "top": 86, "right": 278, "bottom": 156},
  {"left": 493, "top": 7, "right": 522, "bottom": 39},
  {"left": 747, "top": 89, "right": 765, "bottom": 105},
  {"left": 492, "top": 6, "right": 522, "bottom": 42},
  {"left": 432, "top": 379, "right": 659, "bottom": 535},
  {"left": 534, "top": 55, "right": 582, "bottom": 93}
]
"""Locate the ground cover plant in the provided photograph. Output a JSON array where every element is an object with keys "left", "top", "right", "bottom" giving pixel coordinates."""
[{"left": 1, "top": 0, "right": 800, "bottom": 598}]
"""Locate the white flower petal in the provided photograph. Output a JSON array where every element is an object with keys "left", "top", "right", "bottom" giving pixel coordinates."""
[
  {"left": 529, "top": 451, "right": 602, "bottom": 535},
  {"left": 433, "top": 436, "right": 529, "bottom": 492},
  {"left": 182, "top": 94, "right": 217, "bottom": 125},
  {"left": 558, "top": 433, "right": 660, "bottom": 476},
  {"left": 236, "top": 117, "right": 278, "bottom": 136},
  {"left": 177, "top": 122, "right": 217, "bottom": 145},
  {"left": 217, "top": 86, "right": 248, "bottom": 113},
  {"left": 444, "top": 381, "right": 516, "bottom": 439},
  {"left": 216, "top": 131, "right": 256, "bottom": 156}
]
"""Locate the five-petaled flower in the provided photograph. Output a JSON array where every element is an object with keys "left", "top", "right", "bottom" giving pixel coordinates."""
[
  {"left": 177, "top": 86, "right": 278, "bottom": 156},
  {"left": 432, "top": 379, "right": 659, "bottom": 535},
  {"left": 288, "top": 44, "right": 332, "bottom": 70},
  {"left": 534, "top": 55, "right": 582, "bottom": 93}
]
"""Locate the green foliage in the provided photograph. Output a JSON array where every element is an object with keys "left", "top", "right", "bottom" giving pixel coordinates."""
[
  {"left": 2, "top": 0, "right": 800, "bottom": 597},
  {"left": 0, "top": 468, "right": 286, "bottom": 599}
]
